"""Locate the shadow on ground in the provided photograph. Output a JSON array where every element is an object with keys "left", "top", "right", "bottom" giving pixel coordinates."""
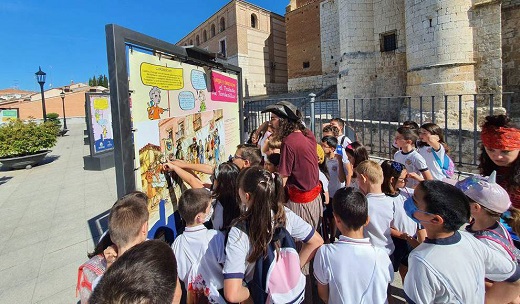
[
  {"left": 0, "top": 176, "right": 13, "bottom": 185},
  {"left": 39, "top": 155, "right": 61, "bottom": 166},
  {"left": 88, "top": 209, "right": 110, "bottom": 246}
]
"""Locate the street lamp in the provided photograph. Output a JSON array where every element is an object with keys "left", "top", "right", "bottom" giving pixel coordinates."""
[
  {"left": 60, "top": 89, "right": 67, "bottom": 130},
  {"left": 35, "top": 67, "right": 47, "bottom": 122}
]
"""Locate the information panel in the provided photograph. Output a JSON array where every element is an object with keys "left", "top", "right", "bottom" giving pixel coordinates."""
[{"left": 128, "top": 50, "right": 240, "bottom": 233}]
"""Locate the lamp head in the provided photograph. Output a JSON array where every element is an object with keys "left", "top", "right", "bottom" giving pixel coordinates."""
[{"left": 35, "top": 66, "right": 46, "bottom": 85}]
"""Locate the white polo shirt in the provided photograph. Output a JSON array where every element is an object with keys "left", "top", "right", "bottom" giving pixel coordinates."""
[
  {"left": 394, "top": 150, "right": 429, "bottom": 188},
  {"left": 364, "top": 193, "right": 395, "bottom": 255},
  {"left": 318, "top": 170, "right": 329, "bottom": 196},
  {"left": 314, "top": 235, "right": 393, "bottom": 304},
  {"left": 223, "top": 207, "right": 314, "bottom": 282},
  {"left": 325, "top": 157, "right": 345, "bottom": 197},
  {"left": 418, "top": 145, "right": 446, "bottom": 181},
  {"left": 404, "top": 231, "right": 520, "bottom": 304},
  {"left": 390, "top": 188, "right": 419, "bottom": 236},
  {"left": 172, "top": 225, "right": 226, "bottom": 289}
]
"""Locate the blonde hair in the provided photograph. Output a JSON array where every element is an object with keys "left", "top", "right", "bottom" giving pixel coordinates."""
[
  {"left": 355, "top": 160, "right": 383, "bottom": 185},
  {"left": 267, "top": 139, "right": 282, "bottom": 150}
]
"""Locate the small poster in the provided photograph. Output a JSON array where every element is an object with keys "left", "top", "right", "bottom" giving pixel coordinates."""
[
  {"left": 89, "top": 94, "right": 114, "bottom": 154},
  {"left": 0, "top": 108, "right": 19, "bottom": 124}
]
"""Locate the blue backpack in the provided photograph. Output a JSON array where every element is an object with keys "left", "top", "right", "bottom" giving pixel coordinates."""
[{"left": 236, "top": 223, "right": 306, "bottom": 304}]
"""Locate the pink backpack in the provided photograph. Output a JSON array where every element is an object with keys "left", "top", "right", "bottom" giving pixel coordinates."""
[{"left": 237, "top": 223, "right": 306, "bottom": 304}]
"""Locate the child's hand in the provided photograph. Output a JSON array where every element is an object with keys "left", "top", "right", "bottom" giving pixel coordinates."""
[
  {"left": 407, "top": 172, "right": 424, "bottom": 182},
  {"left": 162, "top": 162, "right": 177, "bottom": 172},
  {"left": 104, "top": 245, "right": 118, "bottom": 269}
]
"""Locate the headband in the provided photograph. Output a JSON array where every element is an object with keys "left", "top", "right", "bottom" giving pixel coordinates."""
[{"left": 481, "top": 126, "right": 520, "bottom": 150}]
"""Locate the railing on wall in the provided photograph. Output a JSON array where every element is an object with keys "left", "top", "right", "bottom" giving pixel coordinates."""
[{"left": 243, "top": 92, "right": 515, "bottom": 172}]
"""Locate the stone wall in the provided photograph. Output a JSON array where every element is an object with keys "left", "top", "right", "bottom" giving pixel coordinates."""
[
  {"left": 373, "top": 0, "right": 407, "bottom": 97},
  {"left": 288, "top": 75, "right": 323, "bottom": 91},
  {"left": 286, "top": 0, "right": 323, "bottom": 79},
  {"left": 471, "top": 1, "right": 503, "bottom": 97},
  {"left": 502, "top": 1, "right": 520, "bottom": 116},
  {"left": 336, "top": 0, "right": 376, "bottom": 100},
  {"left": 404, "top": 0, "right": 477, "bottom": 97},
  {"left": 320, "top": 0, "right": 339, "bottom": 77}
]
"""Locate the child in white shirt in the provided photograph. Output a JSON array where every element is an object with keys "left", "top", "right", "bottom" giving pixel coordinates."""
[
  {"left": 417, "top": 123, "right": 451, "bottom": 180},
  {"left": 403, "top": 180, "right": 520, "bottom": 303},
  {"left": 356, "top": 160, "right": 395, "bottom": 256},
  {"left": 394, "top": 126, "right": 433, "bottom": 188},
  {"left": 223, "top": 167, "right": 323, "bottom": 303},
  {"left": 172, "top": 188, "right": 226, "bottom": 303},
  {"left": 314, "top": 187, "right": 393, "bottom": 303}
]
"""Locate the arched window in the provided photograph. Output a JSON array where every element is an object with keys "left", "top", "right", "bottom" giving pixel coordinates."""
[
  {"left": 210, "top": 24, "right": 216, "bottom": 37},
  {"left": 220, "top": 17, "right": 226, "bottom": 32},
  {"left": 196, "top": 35, "right": 200, "bottom": 46},
  {"left": 203, "top": 30, "right": 207, "bottom": 42},
  {"left": 251, "top": 14, "right": 257, "bottom": 28},
  {"left": 189, "top": 39, "right": 193, "bottom": 45}
]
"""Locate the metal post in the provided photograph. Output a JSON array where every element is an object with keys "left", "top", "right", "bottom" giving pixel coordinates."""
[
  {"left": 61, "top": 92, "right": 68, "bottom": 130},
  {"left": 39, "top": 83, "right": 47, "bottom": 122},
  {"left": 309, "top": 93, "right": 316, "bottom": 134}
]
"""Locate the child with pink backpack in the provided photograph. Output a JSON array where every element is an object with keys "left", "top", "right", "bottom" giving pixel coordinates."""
[{"left": 223, "top": 167, "right": 323, "bottom": 303}]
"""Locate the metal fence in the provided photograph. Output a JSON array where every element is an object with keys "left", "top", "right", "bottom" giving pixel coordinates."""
[{"left": 243, "top": 92, "right": 515, "bottom": 172}]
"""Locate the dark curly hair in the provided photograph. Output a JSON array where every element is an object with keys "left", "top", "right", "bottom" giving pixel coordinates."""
[
  {"left": 273, "top": 110, "right": 308, "bottom": 142},
  {"left": 479, "top": 114, "right": 520, "bottom": 189}
]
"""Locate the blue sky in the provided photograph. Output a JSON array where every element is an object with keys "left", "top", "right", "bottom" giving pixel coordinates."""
[{"left": 0, "top": 0, "right": 287, "bottom": 92}]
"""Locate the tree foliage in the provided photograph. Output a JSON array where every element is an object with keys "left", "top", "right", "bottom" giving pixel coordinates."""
[{"left": 88, "top": 74, "right": 109, "bottom": 88}]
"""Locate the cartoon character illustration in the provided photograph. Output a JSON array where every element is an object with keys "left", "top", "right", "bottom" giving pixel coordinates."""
[
  {"left": 175, "top": 140, "right": 184, "bottom": 160},
  {"left": 147, "top": 86, "right": 169, "bottom": 120},
  {"left": 214, "top": 128, "right": 220, "bottom": 163},
  {"left": 189, "top": 138, "right": 199, "bottom": 163},
  {"left": 198, "top": 139, "right": 204, "bottom": 164},
  {"left": 198, "top": 90, "right": 206, "bottom": 112}
]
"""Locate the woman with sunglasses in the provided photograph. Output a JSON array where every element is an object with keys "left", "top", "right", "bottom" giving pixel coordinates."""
[{"left": 381, "top": 160, "right": 426, "bottom": 280}]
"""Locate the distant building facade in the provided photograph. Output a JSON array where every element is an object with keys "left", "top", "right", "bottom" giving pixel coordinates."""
[
  {"left": 178, "top": 0, "right": 288, "bottom": 97},
  {"left": 286, "top": 0, "right": 519, "bottom": 108}
]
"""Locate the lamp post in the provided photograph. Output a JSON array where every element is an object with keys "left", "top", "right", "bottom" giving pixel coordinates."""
[
  {"left": 60, "top": 89, "right": 67, "bottom": 130},
  {"left": 35, "top": 67, "right": 47, "bottom": 122}
]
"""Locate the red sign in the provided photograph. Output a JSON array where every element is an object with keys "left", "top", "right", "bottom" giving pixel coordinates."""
[{"left": 211, "top": 71, "right": 237, "bottom": 103}]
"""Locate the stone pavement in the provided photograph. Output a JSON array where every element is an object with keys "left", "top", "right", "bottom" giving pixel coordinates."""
[
  {"left": 0, "top": 119, "right": 117, "bottom": 303},
  {"left": 0, "top": 118, "right": 406, "bottom": 303}
]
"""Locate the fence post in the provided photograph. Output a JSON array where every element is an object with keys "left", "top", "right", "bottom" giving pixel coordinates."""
[{"left": 309, "top": 93, "right": 316, "bottom": 135}]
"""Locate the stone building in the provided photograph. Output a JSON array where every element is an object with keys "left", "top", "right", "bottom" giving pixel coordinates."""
[
  {"left": 177, "top": 0, "right": 288, "bottom": 97},
  {"left": 287, "top": 0, "right": 519, "bottom": 118}
]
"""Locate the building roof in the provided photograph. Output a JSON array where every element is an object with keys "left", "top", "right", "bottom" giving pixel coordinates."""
[{"left": 176, "top": 0, "right": 284, "bottom": 44}]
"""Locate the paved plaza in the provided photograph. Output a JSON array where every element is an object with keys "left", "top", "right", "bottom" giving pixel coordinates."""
[
  {"left": 0, "top": 119, "right": 405, "bottom": 303},
  {"left": 0, "top": 119, "right": 117, "bottom": 303}
]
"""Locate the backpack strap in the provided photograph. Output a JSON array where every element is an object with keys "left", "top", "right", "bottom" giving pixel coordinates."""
[
  {"left": 431, "top": 148, "right": 447, "bottom": 170},
  {"left": 340, "top": 135, "right": 345, "bottom": 146},
  {"left": 474, "top": 227, "right": 518, "bottom": 262}
]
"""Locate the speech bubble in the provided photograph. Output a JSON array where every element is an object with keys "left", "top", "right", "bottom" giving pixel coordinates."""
[
  {"left": 178, "top": 91, "right": 195, "bottom": 110},
  {"left": 191, "top": 70, "right": 207, "bottom": 90},
  {"left": 94, "top": 98, "right": 109, "bottom": 110},
  {"left": 140, "top": 63, "right": 184, "bottom": 90}
]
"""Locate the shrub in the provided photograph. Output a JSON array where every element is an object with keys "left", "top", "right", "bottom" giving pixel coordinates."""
[
  {"left": 46, "top": 112, "right": 61, "bottom": 128},
  {"left": 0, "top": 119, "right": 59, "bottom": 158}
]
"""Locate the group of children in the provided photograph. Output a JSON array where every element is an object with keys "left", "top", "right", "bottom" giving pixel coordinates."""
[{"left": 78, "top": 112, "right": 520, "bottom": 304}]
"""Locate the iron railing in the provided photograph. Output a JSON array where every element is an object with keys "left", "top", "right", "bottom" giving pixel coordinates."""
[{"left": 243, "top": 92, "right": 515, "bottom": 172}]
